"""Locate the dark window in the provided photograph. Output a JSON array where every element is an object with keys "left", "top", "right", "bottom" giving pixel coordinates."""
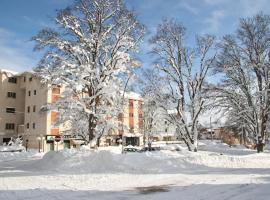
[
  {"left": 165, "top": 128, "right": 168, "bottom": 133},
  {"left": 28, "top": 91, "right": 31, "bottom": 96},
  {"left": 29, "top": 77, "right": 32, "bottom": 82},
  {"left": 26, "top": 123, "right": 29, "bottom": 129},
  {"left": 5, "top": 123, "right": 15, "bottom": 130},
  {"left": 8, "top": 77, "right": 17, "bottom": 84},
  {"left": 3, "top": 138, "right": 11, "bottom": 144},
  {"left": 27, "top": 106, "right": 30, "bottom": 113},
  {"left": 52, "top": 87, "right": 60, "bottom": 94},
  {"left": 6, "top": 107, "right": 15, "bottom": 113},
  {"left": 32, "top": 123, "right": 35, "bottom": 129},
  {"left": 33, "top": 105, "right": 36, "bottom": 112},
  {"left": 129, "top": 113, "right": 133, "bottom": 117},
  {"left": 34, "top": 90, "right": 37, "bottom": 95},
  {"left": 7, "top": 92, "right": 16, "bottom": 98},
  {"left": 23, "top": 76, "right": 26, "bottom": 82},
  {"left": 129, "top": 100, "right": 133, "bottom": 108}
]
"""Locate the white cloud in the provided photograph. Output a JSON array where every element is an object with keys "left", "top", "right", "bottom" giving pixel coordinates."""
[
  {"left": 202, "top": 10, "right": 225, "bottom": 34},
  {"left": 180, "top": 2, "right": 199, "bottom": 15},
  {"left": 0, "top": 27, "right": 37, "bottom": 72}
]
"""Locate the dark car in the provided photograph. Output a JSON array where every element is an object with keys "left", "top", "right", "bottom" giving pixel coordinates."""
[
  {"left": 123, "top": 146, "right": 139, "bottom": 153},
  {"left": 139, "top": 146, "right": 161, "bottom": 152}
]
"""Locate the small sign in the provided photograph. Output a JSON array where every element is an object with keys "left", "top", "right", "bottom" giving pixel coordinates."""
[{"left": 55, "top": 135, "right": 61, "bottom": 142}]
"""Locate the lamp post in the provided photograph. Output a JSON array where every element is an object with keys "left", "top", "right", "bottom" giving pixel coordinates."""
[
  {"left": 25, "top": 139, "right": 29, "bottom": 152},
  {"left": 37, "top": 136, "right": 41, "bottom": 153}
]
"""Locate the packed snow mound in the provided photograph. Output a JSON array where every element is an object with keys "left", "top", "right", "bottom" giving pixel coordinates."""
[
  {"left": 0, "top": 149, "right": 42, "bottom": 162},
  {"left": 30, "top": 146, "right": 270, "bottom": 174}
]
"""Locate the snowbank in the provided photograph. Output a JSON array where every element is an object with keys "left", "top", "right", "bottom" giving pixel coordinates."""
[
  {"left": 29, "top": 144, "right": 270, "bottom": 174},
  {"left": 0, "top": 149, "right": 42, "bottom": 162}
]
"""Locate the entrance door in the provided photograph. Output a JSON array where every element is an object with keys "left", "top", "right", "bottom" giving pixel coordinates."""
[
  {"left": 49, "top": 143, "right": 54, "bottom": 151},
  {"left": 125, "top": 137, "right": 139, "bottom": 146}
]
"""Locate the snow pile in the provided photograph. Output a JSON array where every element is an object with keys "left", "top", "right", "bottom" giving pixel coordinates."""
[
  {"left": 0, "top": 137, "right": 25, "bottom": 152},
  {"left": 29, "top": 144, "right": 270, "bottom": 174},
  {"left": 0, "top": 145, "right": 24, "bottom": 152},
  {"left": 0, "top": 149, "right": 42, "bottom": 162}
]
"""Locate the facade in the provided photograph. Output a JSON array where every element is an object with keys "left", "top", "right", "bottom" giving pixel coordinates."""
[
  {"left": 0, "top": 69, "right": 25, "bottom": 144},
  {"left": 100, "top": 92, "right": 144, "bottom": 147},
  {"left": 0, "top": 69, "right": 145, "bottom": 150},
  {"left": 0, "top": 69, "right": 68, "bottom": 151}
]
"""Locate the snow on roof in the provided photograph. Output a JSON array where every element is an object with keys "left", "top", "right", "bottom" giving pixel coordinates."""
[
  {"left": 123, "top": 133, "right": 143, "bottom": 137},
  {"left": 0, "top": 68, "right": 19, "bottom": 75},
  {"left": 166, "top": 108, "right": 227, "bottom": 129},
  {"left": 121, "top": 91, "right": 143, "bottom": 100}
]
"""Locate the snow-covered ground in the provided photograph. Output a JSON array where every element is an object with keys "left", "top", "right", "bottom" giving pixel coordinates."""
[{"left": 1, "top": 140, "right": 270, "bottom": 200}]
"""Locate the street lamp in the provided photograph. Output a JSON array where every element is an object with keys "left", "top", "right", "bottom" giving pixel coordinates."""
[
  {"left": 37, "top": 136, "right": 41, "bottom": 153},
  {"left": 25, "top": 139, "right": 29, "bottom": 151}
]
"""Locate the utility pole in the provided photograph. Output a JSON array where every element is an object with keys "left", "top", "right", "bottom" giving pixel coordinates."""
[{"left": 210, "top": 117, "right": 213, "bottom": 141}]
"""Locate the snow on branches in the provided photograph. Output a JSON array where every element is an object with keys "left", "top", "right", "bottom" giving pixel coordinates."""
[
  {"left": 33, "top": 0, "right": 145, "bottom": 144},
  {"left": 211, "top": 13, "right": 270, "bottom": 145},
  {"left": 149, "top": 19, "right": 215, "bottom": 151}
]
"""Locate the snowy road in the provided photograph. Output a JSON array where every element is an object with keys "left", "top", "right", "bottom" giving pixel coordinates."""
[
  {"left": 1, "top": 144, "right": 270, "bottom": 200},
  {"left": 1, "top": 171, "right": 269, "bottom": 200}
]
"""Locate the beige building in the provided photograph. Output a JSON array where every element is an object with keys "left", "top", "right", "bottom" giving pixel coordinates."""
[
  {"left": 0, "top": 69, "right": 145, "bottom": 150},
  {"left": 0, "top": 69, "right": 67, "bottom": 151},
  {"left": 99, "top": 92, "right": 144, "bottom": 146},
  {"left": 0, "top": 69, "right": 25, "bottom": 144}
]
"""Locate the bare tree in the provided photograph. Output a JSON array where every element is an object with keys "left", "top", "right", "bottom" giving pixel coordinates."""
[
  {"left": 212, "top": 13, "right": 270, "bottom": 149},
  {"left": 32, "top": 0, "right": 145, "bottom": 144},
  {"left": 150, "top": 19, "right": 215, "bottom": 151}
]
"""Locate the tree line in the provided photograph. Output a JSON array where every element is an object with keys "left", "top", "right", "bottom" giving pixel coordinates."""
[{"left": 32, "top": 0, "right": 270, "bottom": 152}]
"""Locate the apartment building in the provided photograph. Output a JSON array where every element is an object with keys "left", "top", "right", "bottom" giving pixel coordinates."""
[
  {"left": 0, "top": 69, "right": 25, "bottom": 144},
  {"left": 0, "top": 69, "right": 67, "bottom": 151},
  {"left": 98, "top": 92, "right": 144, "bottom": 147},
  {"left": 1, "top": 69, "right": 145, "bottom": 150}
]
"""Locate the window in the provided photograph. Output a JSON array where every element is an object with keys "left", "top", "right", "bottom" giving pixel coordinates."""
[
  {"left": 129, "top": 113, "right": 133, "bottom": 117},
  {"left": 165, "top": 128, "right": 168, "bottom": 133},
  {"left": 33, "top": 105, "right": 36, "bottom": 112},
  {"left": 138, "top": 101, "right": 143, "bottom": 109},
  {"left": 32, "top": 123, "right": 35, "bottom": 129},
  {"left": 8, "top": 77, "right": 17, "bottom": 84},
  {"left": 6, "top": 108, "right": 15, "bottom": 113},
  {"left": 7, "top": 92, "right": 16, "bottom": 98},
  {"left": 23, "top": 76, "right": 26, "bottom": 82},
  {"left": 34, "top": 90, "right": 37, "bottom": 95},
  {"left": 129, "top": 100, "right": 133, "bottom": 108},
  {"left": 3, "top": 138, "right": 11, "bottom": 144},
  {"left": 29, "top": 77, "right": 32, "bottom": 82},
  {"left": 5, "top": 123, "right": 15, "bottom": 130},
  {"left": 129, "top": 127, "right": 134, "bottom": 133},
  {"left": 26, "top": 123, "right": 29, "bottom": 129},
  {"left": 52, "top": 87, "right": 60, "bottom": 94},
  {"left": 28, "top": 91, "right": 31, "bottom": 96},
  {"left": 27, "top": 106, "right": 30, "bottom": 113}
]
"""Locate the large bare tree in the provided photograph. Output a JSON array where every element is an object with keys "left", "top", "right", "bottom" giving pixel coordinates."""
[
  {"left": 212, "top": 13, "right": 270, "bottom": 148},
  {"left": 150, "top": 19, "right": 215, "bottom": 151}
]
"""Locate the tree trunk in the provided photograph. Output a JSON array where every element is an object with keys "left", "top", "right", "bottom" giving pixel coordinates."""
[{"left": 88, "top": 114, "right": 96, "bottom": 142}]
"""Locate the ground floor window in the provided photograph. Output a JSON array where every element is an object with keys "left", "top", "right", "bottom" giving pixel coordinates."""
[
  {"left": 5, "top": 123, "right": 15, "bottom": 130},
  {"left": 3, "top": 138, "right": 11, "bottom": 145},
  {"left": 125, "top": 137, "right": 139, "bottom": 146}
]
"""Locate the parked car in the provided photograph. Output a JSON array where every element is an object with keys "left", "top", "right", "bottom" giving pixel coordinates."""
[
  {"left": 139, "top": 146, "right": 161, "bottom": 152},
  {"left": 123, "top": 145, "right": 140, "bottom": 153}
]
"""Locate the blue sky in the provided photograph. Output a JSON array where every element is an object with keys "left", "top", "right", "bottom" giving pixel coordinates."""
[{"left": 0, "top": 0, "right": 270, "bottom": 72}]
